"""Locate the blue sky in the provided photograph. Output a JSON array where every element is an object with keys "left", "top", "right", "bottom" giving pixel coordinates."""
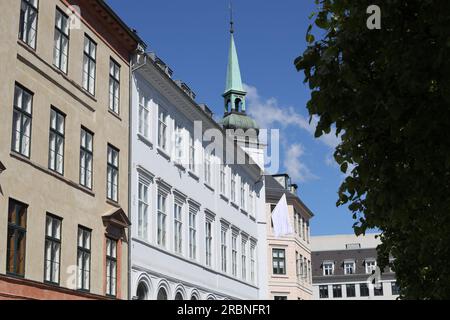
[{"left": 107, "top": 0, "right": 359, "bottom": 236}]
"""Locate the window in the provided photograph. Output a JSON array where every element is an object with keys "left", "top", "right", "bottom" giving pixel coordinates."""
[
  {"left": 295, "top": 252, "right": 300, "bottom": 279},
  {"left": 106, "top": 237, "right": 117, "bottom": 297},
  {"left": 48, "top": 108, "right": 65, "bottom": 174},
  {"left": 174, "top": 203, "right": 182, "bottom": 254},
  {"left": 175, "top": 292, "right": 183, "bottom": 300},
  {"left": 221, "top": 228, "right": 228, "bottom": 273},
  {"left": 231, "top": 234, "right": 237, "bottom": 277},
  {"left": 107, "top": 145, "right": 119, "bottom": 202},
  {"left": 139, "top": 95, "right": 150, "bottom": 138},
  {"left": 250, "top": 244, "right": 256, "bottom": 284},
  {"left": 204, "top": 151, "right": 211, "bottom": 185},
  {"left": 308, "top": 260, "right": 312, "bottom": 283},
  {"left": 174, "top": 122, "right": 184, "bottom": 164},
  {"left": 157, "top": 192, "right": 167, "bottom": 247},
  {"left": 53, "top": 8, "right": 69, "bottom": 73},
  {"left": 82, "top": 35, "right": 96, "bottom": 95},
  {"left": 12, "top": 84, "right": 33, "bottom": 158},
  {"left": 188, "top": 208, "right": 197, "bottom": 259},
  {"left": 302, "top": 219, "right": 306, "bottom": 241},
  {"left": 7, "top": 199, "right": 28, "bottom": 276},
  {"left": 323, "top": 262, "right": 334, "bottom": 276},
  {"left": 360, "top": 283, "right": 370, "bottom": 297},
  {"left": 220, "top": 164, "right": 226, "bottom": 195},
  {"left": 189, "top": 133, "right": 195, "bottom": 172},
  {"left": 332, "top": 285, "right": 342, "bottom": 298},
  {"left": 158, "top": 108, "right": 168, "bottom": 150},
  {"left": 157, "top": 287, "right": 168, "bottom": 300},
  {"left": 304, "top": 257, "right": 308, "bottom": 281},
  {"left": 391, "top": 282, "right": 400, "bottom": 295},
  {"left": 319, "top": 285, "right": 329, "bottom": 299},
  {"left": 205, "top": 220, "right": 213, "bottom": 267},
  {"left": 248, "top": 186, "right": 254, "bottom": 215},
  {"left": 136, "top": 282, "right": 148, "bottom": 300},
  {"left": 374, "top": 284, "right": 384, "bottom": 296},
  {"left": 80, "top": 128, "right": 93, "bottom": 189},
  {"left": 365, "top": 260, "right": 377, "bottom": 274},
  {"left": 346, "top": 284, "right": 356, "bottom": 298},
  {"left": 19, "top": 0, "right": 38, "bottom": 49},
  {"left": 44, "top": 214, "right": 61, "bottom": 284},
  {"left": 109, "top": 59, "right": 120, "bottom": 114},
  {"left": 344, "top": 261, "right": 355, "bottom": 275},
  {"left": 274, "top": 296, "right": 287, "bottom": 301},
  {"left": 138, "top": 177, "right": 150, "bottom": 241},
  {"left": 240, "top": 180, "right": 246, "bottom": 209},
  {"left": 231, "top": 171, "right": 236, "bottom": 203},
  {"left": 241, "top": 239, "right": 247, "bottom": 281},
  {"left": 77, "top": 227, "right": 91, "bottom": 291},
  {"left": 272, "top": 249, "right": 286, "bottom": 275}
]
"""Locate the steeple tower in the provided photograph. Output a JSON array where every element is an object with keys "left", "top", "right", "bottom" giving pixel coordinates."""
[{"left": 221, "top": 4, "right": 259, "bottom": 133}]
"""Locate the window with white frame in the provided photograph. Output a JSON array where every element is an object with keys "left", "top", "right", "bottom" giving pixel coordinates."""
[
  {"left": 204, "top": 151, "right": 211, "bottom": 185},
  {"left": 138, "top": 176, "right": 150, "bottom": 241},
  {"left": 308, "top": 260, "right": 312, "bottom": 283},
  {"left": 53, "top": 8, "right": 69, "bottom": 73},
  {"left": 109, "top": 59, "right": 120, "bottom": 114},
  {"left": 82, "top": 35, "right": 96, "bottom": 95},
  {"left": 231, "top": 171, "right": 236, "bottom": 203},
  {"left": 344, "top": 261, "right": 356, "bottom": 275},
  {"left": 220, "top": 164, "right": 226, "bottom": 195},
  {"left": 304, "top": 257, "right": 308, "bottom": 280},
  {"left": 231, "top": 234, "right": 238, "bottom": 277},
  {"left": 240, "top": 180, "right": 246, "bottom": 210},
  {"left": 294, "top": 211, "right": 299, "bottom": 235},
  {"left": 302, "top": 218, "right": 306, "bottom": 241},
  {"left": 174, "top": 122, "right": 184, "bottom": 164},
  {"left": 248, "top": 185, "right": 254, "bottom": 215},
  {"left": 19, "top": 0, "right": 38, "bottom": 49},
  {"left": 188, "top": 205, "right": 197, "bottom": 260},
  {"left": 158, "top": 108, "right": 168, "bottom": 150},
  {"left": 12, "top": 84, "right": 33, "bottom": 158},
  {"left": 205, "top": 220, "right": 213, "bottom": 267},
  {"left": 139, "top": 95, "right": 150, "bottom": 139},
  {"left": 157, "top": 192, "right": 167, "bottom": 247},
  {"left": 77, "top": 226, "right": 91, "bottom": 291},
  {"left": 241, "top": 238, "right": 247, "bottom": 281},
  {"left": 80, "top": 128, "right": 93, "bottom": 189},
  {"left": 299, "top": 254, "right": 304, "bottom": 280},
  {"left": 189, "top": 132, "right": 195, "bottom": 172},
  {"left": 221, "top": 227, "right": 228, "bottom": 273},
  {"left": 48, "top": 108, "right": 65, "bottom": 175},
  {"left": 323, "top": 261, "right": 334, "bottom": 276},
  {"left": 250, "top": 243, "right": 256, "bottom": 284},
  {"left": 107, "top": 145, "right": 119, "bottom": 202},
  {"left": 365, "top": 260, "right": 377, "bottom": 274},
  {"left": 174, "top": 202, "right": 183, "bottom": 254},
  {"left": 106, "top": 237, "right": 117, "bottom": 297},
  {"left": 296, "top": 252, "right": 300, "bottom": 279},
  {"left": 44, "top": 214, "right": 61, "bottom": 285}
]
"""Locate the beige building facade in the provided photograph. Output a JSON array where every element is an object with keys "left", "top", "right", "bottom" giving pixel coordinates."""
[
  {"left": 265, "top": 174, "right": 314, "bottom": 300},
  {"left": 0, "top": 0, "right": 143, "bottom": 299}
]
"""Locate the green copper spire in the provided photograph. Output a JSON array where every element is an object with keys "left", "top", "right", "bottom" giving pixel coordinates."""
[
  {"left": 220, "top": 5, "right": 259, "bottom": 133},
  {"left": 224, "top": 33, "right": 244, "bottom": 94}
]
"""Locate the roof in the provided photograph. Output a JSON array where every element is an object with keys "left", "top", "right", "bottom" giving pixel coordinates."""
[
  {"left": 265, "top": 175, "right": 314, "bottom": 218},
  {"left": 220, "top": 112, "right": 259, "bottom": 131},
  {"left": 311, "top": 233, "right": 382, "bottom": 252}
]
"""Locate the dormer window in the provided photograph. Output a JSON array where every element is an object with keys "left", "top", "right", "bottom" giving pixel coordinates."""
[
  {"left": 323, "top": 261, "right": 334, "bottom": 276},
  {"left": 344, "top": 261, "right": 356, "bottom": 275},
  {"left": 365, "top": 259, "right": 377, "bottom": 274}
]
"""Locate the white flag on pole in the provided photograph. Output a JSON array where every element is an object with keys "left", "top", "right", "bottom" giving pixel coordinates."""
[{"left": 271, "top": 194, "right": 294, "bottom": 237}]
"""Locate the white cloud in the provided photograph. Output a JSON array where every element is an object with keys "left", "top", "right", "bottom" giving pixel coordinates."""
[
  {"left": 284, "top": 144, "right": 318, "bottom": 183},
  {"left": 245, "top": 84, "right": 341, "bottom": 149}
]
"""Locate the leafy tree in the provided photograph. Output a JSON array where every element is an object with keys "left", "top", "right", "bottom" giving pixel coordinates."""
[{"left": 295, "top": 0, "right": 450, "bottom": 299}]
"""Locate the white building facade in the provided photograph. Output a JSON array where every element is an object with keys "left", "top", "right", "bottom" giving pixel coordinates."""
[{"left": 128, "top": 38, "right": 268, "bottom": 299}]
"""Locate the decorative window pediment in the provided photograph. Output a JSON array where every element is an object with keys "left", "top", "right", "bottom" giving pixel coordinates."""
[{"left": 102, "top": 207, "right": 131, "bottom": 241}]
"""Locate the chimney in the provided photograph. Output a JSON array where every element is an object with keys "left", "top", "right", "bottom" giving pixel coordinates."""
[
  {"left": 175, "top": 80, "right": 196, "bottom": 100},
  {"left": 198, "top": 104, "right": 214, "bottom": 118}
]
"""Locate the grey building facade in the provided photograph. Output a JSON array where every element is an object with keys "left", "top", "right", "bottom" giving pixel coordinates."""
[{"left": 311, "top": 234, "right": 400, "bottom": 300}]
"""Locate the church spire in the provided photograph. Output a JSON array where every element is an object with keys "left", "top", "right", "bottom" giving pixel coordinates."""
[{"left": 223, "top": 3, "right": 246, "bottom": 113}]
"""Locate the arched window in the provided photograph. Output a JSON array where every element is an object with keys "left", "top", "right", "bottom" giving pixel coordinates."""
[
  {"left": 191, "top": 294, "right": 198, "bottom": 301},
  {"left": 157, "top": 287, "right": 168, "bottom": 300},
  {"left": 226, "top": 99, "right": 231, "bottom": 113},
  {"left": 136, "top": 282, "right": 149, "bottom": 300},
  {"left": 207, "top": 296, "right": 216, "bottom": 301},
  {"left": 175, "top": 292, "right": 184, "bottom": 300},
  {"left": 235, "top": 98, "right": 242, "bottom": 112}
]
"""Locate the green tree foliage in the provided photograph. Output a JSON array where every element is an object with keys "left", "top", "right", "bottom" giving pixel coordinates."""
[{"left": 295, "top": 0, "right": 450, "bottom": 299}]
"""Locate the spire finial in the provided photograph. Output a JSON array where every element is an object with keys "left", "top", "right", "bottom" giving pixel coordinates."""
[{"left": 229, "top": 2, "right": 234, "bottom": 34}]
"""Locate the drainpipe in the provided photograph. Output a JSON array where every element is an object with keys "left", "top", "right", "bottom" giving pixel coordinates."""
[{"left": 128, "top": 48, "right": 147, "bottom": 300}]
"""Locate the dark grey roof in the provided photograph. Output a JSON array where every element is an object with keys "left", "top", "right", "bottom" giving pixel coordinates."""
[{"left": 265, "top": 175, "right": 314, "bottom": 217}]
